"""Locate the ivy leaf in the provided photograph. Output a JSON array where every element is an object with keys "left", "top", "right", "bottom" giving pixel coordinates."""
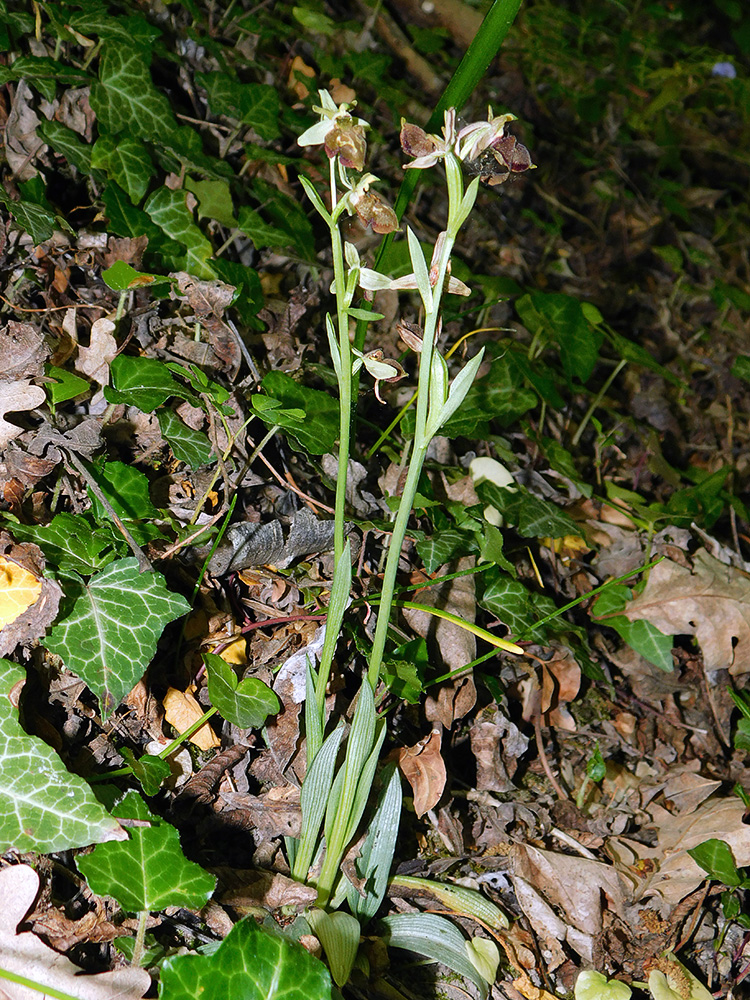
[
  {"left": 477, "top": 481, "right": 579, "bottom": 538},
  {"left": 416, "top": 529, "right": 471, "bottom": 574},
  {"left": 591, "top": 585, "right": 674, "bottom": 672},
  {"left": 0, "top": 659, "right": 126, "bottom": 853},
  {"left": 87, "top": 460, "right": 159, "bottom": 521},
  {"left": 158, "top": 410, "right": 213, "bottom": 470},
  {"left": 144, "top": 187, "right": 216, "bottom": 279},
  {"left": 102, "top": 260, "right": 168, "bottom": 291},
  {"left": 91, "top": 43, "right": 176, "bottom": 139},
  {"left": 45, "top": 364, "right": 90, "bottom": 406},
  {"left": 91, "top": 134, "right": 155, "bottom": 203},
  {"left": 45, "top": 558, "right": 190, "bottom": 717},
  {"left": 77, "top": 791, "right": 215, "bottom": 911},
  {"left": 479, "top": 568, "right": 559, "bottom": 643},
  {"left": 251, "top": 371, "right": 338, "bottom": 454},
  {"left": 185, "top": 177, "right": 237, "bottom": 228},
  {"left": 0, "top": 188, "right": 57, "bottom": 244},
  {"left": 160, "top": 917, "right": 332, "bottom": 1000},
  {"left": 516, "top": 292, "right": 603, "bottom": 386},
  {"left": 439, "top": 353, "right": 536, "bottom": 438},
  {"left": 196, "top": 72, "right": 281, "bottom": 139},
  {"left": 105, "top": 355, "right": 199, "bottom": 412},
  {"left": 1, "top": 512, "right": 123, "bottom": 575},
  {"left": 120, "top": 749, "right": 171, "bottom": 797},
  {"left": 37, "top": 119, "right": 94, "bottom": 174},
  {"left": 204, "top": 653, "right": 280, "bottom": 728},
  {"left": 237, "top": 206, "right": 294, "bottom": 250}
]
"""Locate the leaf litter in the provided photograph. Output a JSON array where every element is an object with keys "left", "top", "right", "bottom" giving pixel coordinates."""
[{"left": 0, "top": 2, "right": 749, "bottom": 999}]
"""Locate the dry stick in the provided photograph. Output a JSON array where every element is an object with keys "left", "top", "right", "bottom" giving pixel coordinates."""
[
  {"left": 533, "top": 716, "right": 570, "bottom": 801},
  {"left": 155, "top": 507, "right": 229, "bottom": 562},
  {"left": 63, "top": 448, "right": 152, "bottom": 572},
  {"left": 254, "top": 448, "right": 334, "bottom": 514}
]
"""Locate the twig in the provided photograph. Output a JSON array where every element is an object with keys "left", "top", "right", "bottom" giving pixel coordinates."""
[
  {"left": 534, "top": 717, "right": 570, "bottom": 801},
  {"left": 63, "top": 448, "right": 153, "bottom": 572}
]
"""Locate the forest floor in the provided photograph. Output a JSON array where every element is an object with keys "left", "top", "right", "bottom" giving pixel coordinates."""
[{"left": 1, "top": 1, "right": 750, "bottom": 998}]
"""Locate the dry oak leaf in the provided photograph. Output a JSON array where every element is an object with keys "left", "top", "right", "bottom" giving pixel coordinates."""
[
  {"left": 75, "top": 317, "right": 117, "bottom": 385},
  {"left": 0, "top": 322, "right": 49, "bottom": 382},
  {"left": 392, "top": 729, "right": 446, "bottom": 818},
  {"left": 163, "top": 686, "right": 221, "bottom": 750},
  {"left": 0, "top": 381, "right": 46, "bottom": 449},
  {"left": 608, "top": 796, "right": 750, "bottom": 912},
  {"left": 625, "top": 548, "right": 750, "bottom": 676},
  {"left": 0, "top": 865, "right": 150, "bottom": 1000},
  {"left": 0, "top": 533, "right": 62, "bottom": 657}
]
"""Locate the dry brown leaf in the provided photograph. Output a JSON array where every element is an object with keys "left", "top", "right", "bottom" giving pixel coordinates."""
[
  {"left": 609, "top": 796, "right": 750, "bottom": 911},
  {"left": 75, "top": 317, "right": 117, "bottom": 385},
  {"left": 0, "top": 532, "right": 62, "bottom": 656},
  {"left": 469, "top": 705, "right": 529, "bottom": 793},
  {"left": 625, "top": 548, "right": 750, "bottom": 676},
  {"left": 212, "top": 867, "right": 316, "bottom": 913},
  {"left": 0, "top": 322, "right": 49, "bottom": 383},
  {"left": 162, "top": 687, "right": 221, "bottom": 750},
  {"left": 0, "top": 865, "right": 150, "bottom": 1000},
  {"left": 0, "top": 381, "right": 46, "bottom": 449},
  {"left": 4, "top": 81, "right": 43, "bottom": 181},
  {"left": 393, "top": 730, "right": 446, "bottom": 818},
  {"left": 506, "top": 843, "right": 627, "bottom": 963}
]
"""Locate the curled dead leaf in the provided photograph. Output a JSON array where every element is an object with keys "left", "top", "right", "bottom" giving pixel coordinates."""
[{"left": 393, "top": 729, "right": 446, "bottom": 818}]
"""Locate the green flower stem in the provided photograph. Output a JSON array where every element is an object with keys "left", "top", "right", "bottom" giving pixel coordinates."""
[
  {"left": 328, "top": 157, "right": 353, "bottom": 566},
  {"left": 0, "top": 967, "right": 84, "bottom": 1000},
  {"left": 368, "top": 214, "right": 458, "bottom": 686},
  {"left": 131, "top": 910, "right": 149, "bottom": 967}
]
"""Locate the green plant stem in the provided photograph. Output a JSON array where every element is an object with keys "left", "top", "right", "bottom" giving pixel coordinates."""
[
  {"left": 329, "top": 157, "right": 352, "bottom": 565},
  {"left": 368, "top": 230, "right": 455, "bottom": 686},
  {"left": 366, "top": 389, "right": 417, "bottom": 459},
  {"left": 0, "top": 967, "right": 84, "bottom": 1000},
  {"left": 90, "top": 707, "right": 219, "bottom": 781},
  {"left": 131, "top": 910, "right": 149, "bottom": 967},
  {"left": 518, "top": 555, "right": 664, "bottom": 638},
  {"left": 571, "top": 358, "right": 627, "bottom": 447}
]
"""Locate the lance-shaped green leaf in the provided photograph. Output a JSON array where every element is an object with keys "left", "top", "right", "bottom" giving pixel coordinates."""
[
  {"left": 339, "top": 720, "right": 386, "bottom": 850},
  {"left": 406, "top": 226, "right": 433, "bottom": 312},
  {"left": 160, "top": 917, "right": 331, "bottom": 1000},
  {"left": 306, "top": 910, "right": 361, "bottom": 988},
  {"left": 0, "top": 660, "right": 127, "bottom": 854},
  {"left": 291, "top": 721, "right": 345, "bottom": 883},
  {"left": 347, "top": 763, "right": 402, "bottom": 922},
  {"left": 45, "top": 558, "right": 190, "bottom": 717},
  {"left": 325, "top": 314, "right": 342, "bottom": 382},
  {"left": 298, "top": 174, "right": 332, "bottom": 225},
  {"left": 77, "top": 791, "right": 215, "bottom": 912},
  {"left": 379, "top": 913, "right": 490, "bottom": 999},
  {"left": 204, "top": 653, "right": 280, "bottom": 728},
  {"left": 318, "top": 682, "right": 380, "bottom": 900},
  {"left": 452, "top": 175, "right": 480, "bottom": 232},
  {"left": 432, "top": 348, "right": 486, "bottom": 435},
  {"left": 315, "top": 542, "right": 352, "bottom": 715},
  {"left": 425, "top": 351, "right": 449, "bottom": 440}
]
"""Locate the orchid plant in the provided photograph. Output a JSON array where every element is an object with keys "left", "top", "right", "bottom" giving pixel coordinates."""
[{"left": 286, "top": 90, "right": 532, "bottom": 989}]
